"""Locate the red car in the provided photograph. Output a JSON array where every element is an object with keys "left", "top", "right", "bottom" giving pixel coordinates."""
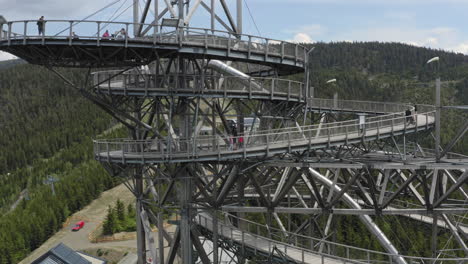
[{"left": 72, "top": 221, "right": 85, "bottom": 231}]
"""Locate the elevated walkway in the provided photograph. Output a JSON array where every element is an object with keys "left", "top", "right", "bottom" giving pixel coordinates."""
[
  {"left": 94, "top": 103, "right": 435, "bottom": 164},
  {"left": 196, "top": 212, "right": 346, "bottom": 264},
  {"left": 94, "top": 70, "right": 307, "bottom": 102},
  {"left": 0, "top": 20, "right": 305, "bottom": 73},
  {"left": 195, "top": 212, "right": 468, "bottom": 264}
]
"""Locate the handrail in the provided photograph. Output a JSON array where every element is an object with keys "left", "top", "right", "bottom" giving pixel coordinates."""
[
  {"left": 93, "top": 101, "right": 435, "bottom": 162},
  {"left": 92, "top": 71, "right": 306, "bottom": 101},
  {"left": 0, "top": 20, "right": 307, "bottom": 63},
  {"left": 309, "top": 98, "right": 413, "bottom": 113},
  {"left": 196, "top": 213, "right": 468, "bottom": 264}
]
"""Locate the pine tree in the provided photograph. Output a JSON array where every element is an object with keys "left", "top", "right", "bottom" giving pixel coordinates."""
[
  {"left": 127, "top": 203, "right": 135, "bottom": 217},
  {"left": 103, "top": 205, "right": 117, "bottom": 235},
  {"left": 116, "top": 199, "right": 125, "bottom": 222}
]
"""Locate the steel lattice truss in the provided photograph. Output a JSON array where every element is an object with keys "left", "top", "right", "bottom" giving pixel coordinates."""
[{"left": 1, "top": 1, "right": 467, "bottom": 264}]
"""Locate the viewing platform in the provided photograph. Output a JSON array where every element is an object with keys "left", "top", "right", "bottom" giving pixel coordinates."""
[{"left": 0, "top": 20, "right": 306, "bottom": 74}]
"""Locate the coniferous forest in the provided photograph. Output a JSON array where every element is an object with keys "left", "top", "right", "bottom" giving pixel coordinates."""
[
  {"left": 0, "top": 64, "right": 116, "bottom": 263},
  {"left": 0, "top": 41, "right": 467, "bottom": 263}
]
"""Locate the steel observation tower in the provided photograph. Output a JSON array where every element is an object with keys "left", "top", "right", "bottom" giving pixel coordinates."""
[{"left": 0, "top": 1, "right": 467, "bottom": 264}]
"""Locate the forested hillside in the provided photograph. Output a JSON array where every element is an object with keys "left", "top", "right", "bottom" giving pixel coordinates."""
[
  {"left": 305, "top": 42, "right": 468, "bottom": 154},
  {"left": 0, "top": 64, "right": 110, "bottom": 173},
  {"left": 0, "top": 62, "right": 117, "bottom": 263}
]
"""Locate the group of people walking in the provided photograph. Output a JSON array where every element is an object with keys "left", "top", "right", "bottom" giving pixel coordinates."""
[
  {"left": 37, "top": 16, "right": 127, "bottom": 40},
  {"left": 101, "top": 28, "right": 127, "bottom": 39}
]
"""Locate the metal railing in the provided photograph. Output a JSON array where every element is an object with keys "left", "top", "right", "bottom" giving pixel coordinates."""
[
  {"left": 93, "top": 70, "right": 306, "bottom": 100},
  {"left": 309, "top": 98, "right": 412, "bottom": 114},
  {"left": 196, "top": 213, "right": 467, "bottom": 264},
  {"left": 93, "top": 102, "right": 435, "bottom": 162},
  {"left": 0, "top": 20, "right": 307, "bottom": 63}
]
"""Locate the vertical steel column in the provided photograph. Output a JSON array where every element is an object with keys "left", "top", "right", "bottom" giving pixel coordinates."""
[
  {"left": 435, "top": 77, "right": 441, "bottom": 162},
  {"left": 178, "top": 0, "right": 185, "bottom": 19},
  {"left": 154, "top": 0, "right": 159, "bottom": 33},
  {"left": 432, "top": 213, "right": 438, "bottom": 263},
  {"left": 180, "top": 168, "right": 193, "bottom": 264},
  {"left": 237, "top": 0, "right": 242, "bottom": 34},
  {"left": 213, "top": 182, "right": 219, "bottom": 264},
  {"left": 158, "top": 174, "right": 165, "bottom": 264},
  {"left": 136, "top": 167, "right": 147, "bottom": 264},
  {"left": 133, "top": 0, "right": 139, "bottom": 35},
  {"left": 211, "top": 0, "right": 215, "bottom": 31}
]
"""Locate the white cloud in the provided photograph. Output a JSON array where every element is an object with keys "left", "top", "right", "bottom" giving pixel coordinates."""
[
  {"left": 291, "top": 33, "right": 314, "bottom": 43},
  {"left": 452, "top": 42, "right": 468, "bottom": 54},
  {"left": 286, "top": 24, "right": 326, "bottom": 37},
  {"left": 424, "top": 37, "right": 439, "bottom": 46},
  {"left": 0, "top": 51, "right": 16, "bottom": 61},
  {"left": 286, "top": 24, "right": 324, "bottom": 43}
]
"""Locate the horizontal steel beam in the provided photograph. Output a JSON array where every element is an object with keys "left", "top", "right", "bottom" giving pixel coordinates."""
[
  {"left": 221, "top": 206, "right": 468, "bottom": 215},
  {"left": 264, "top": 161, "right": 468, "bottom": 170}
]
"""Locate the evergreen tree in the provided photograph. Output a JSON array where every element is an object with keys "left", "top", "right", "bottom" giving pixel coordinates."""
[
  {"left": 127, "top": 203, "right": 135, "bottom": 217},
  {"left": 103, "top": 205, "right": 117, "bottom": 235},
  {"left": 116, "top": 199, "right": 125, "bottom": 222}
]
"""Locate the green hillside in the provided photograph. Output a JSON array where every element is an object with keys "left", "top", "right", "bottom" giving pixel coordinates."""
[{"left": 0, "top": 62, "right": 117, "bottom": 263}]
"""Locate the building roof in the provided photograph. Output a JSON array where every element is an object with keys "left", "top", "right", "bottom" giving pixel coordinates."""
[{"left": 32, "top": 243, "right": 106, "bottom": 264}]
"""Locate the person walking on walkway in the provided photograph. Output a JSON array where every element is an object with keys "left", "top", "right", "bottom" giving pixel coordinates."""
[
  {"left": 405, "top": 109, "right": 414, "bottom": 124},
  {"left": 37, "top": 16, "right": 45, "bottom": 35}
]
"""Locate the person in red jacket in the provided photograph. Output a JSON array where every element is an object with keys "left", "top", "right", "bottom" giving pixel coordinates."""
[{"left": 102, "top": 30, "right": 110, "bottom": 39}]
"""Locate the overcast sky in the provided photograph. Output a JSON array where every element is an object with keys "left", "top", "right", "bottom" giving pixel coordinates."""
[{"left": 2, "top": 0, "right": 468, "bottom": 60}]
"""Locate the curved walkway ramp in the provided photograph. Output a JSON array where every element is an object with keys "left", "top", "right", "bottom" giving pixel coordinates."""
[
  {"left": 195, "top": 213, "right": 468, "bottom": 264},
  {"left": 0, "top": 20, "right": 305, "bottom": 73},
  {"left": 196, "top": 212, "right": 346, "bottom": 264},
  {"left": 94, "top": 102, "right": 435, "bottom": 164},
  {"left": 93, "top": 70, "right": 307, "bottom": 102}
]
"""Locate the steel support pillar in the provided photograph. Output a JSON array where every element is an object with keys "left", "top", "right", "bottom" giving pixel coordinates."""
[
  {"left": 136, "top": 167, "right": 147, "bottom": 264},
  {"left": 133, "top": 0, "right": 139, "bottom": 35},
  {"left": 180, "top": 168, "right": 193, "bottom": 264},
  {"left": 431, "top": 213, "right": 438, "bottom": 263},
  {"left": 435, "top": 77, "right": 441, "bottom": 162},
  {"left": 154, "top": 0, "right": 159, "bottom": 34},
  {"left": 236, "top": 0, "right": 242, "bottom": 34},
  {"left": 211, "top": 0, "right": 215, "bottom": 31},
  {"left": 158, "top": 207, "right": 165, "bottom": 264}
]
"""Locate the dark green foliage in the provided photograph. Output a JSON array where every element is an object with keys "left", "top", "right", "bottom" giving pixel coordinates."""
[
  {"left": 127, "top": 203, "right": 135, "bottom": 218},
  {"left": 103, "top": 201, "right": 136, "bottom": 235},
  {"left": 0, "top": 64, "right": 110, "bottom": 174},
  {"left": 0, "top": 63, "right": 115, "bottom": 263},
  {"left": 116, "top": 199, "right": 126, "bottom": 222},
  {"left": 0, "top": 156, "right": 115, "bottom": 263},
  {"left": 0, "top": 59, "right": 26, "bottom": 70},
  {"left": 103, "top": 205, "right": 118, "bottom": 235},
  {"left": 304, "top": 42, "right": 468, "bottom": 105}
]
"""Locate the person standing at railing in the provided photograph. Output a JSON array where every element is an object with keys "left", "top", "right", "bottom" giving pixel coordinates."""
[
  {"left": 116, "top": 28, "right": 127, "bottom": 40},
  {"left": 405, "top": 109, "right": 414, "bottom": 125},
  {"left": 359, "top": 115, "right": 366, "bottom": 134},
  {"left": 412, "top": 105, "right": 418, "bottom": 124},
  {"left": 102, "top": 30, "right": 110, "bottom": 39},
  {"left": 37, "top": 16, "right": 45, "bottom": 35},
  {"left": 228, "top": 120, "right": 238, "bottom": 150}
]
